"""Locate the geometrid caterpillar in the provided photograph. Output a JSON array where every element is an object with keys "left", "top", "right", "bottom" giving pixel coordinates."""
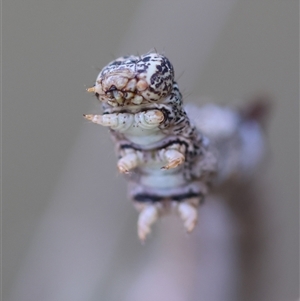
[{"left": 84, "top": 51, "right": 266, "bottom": 241}]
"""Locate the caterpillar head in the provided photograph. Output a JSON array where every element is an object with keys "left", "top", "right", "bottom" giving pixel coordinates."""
[{"left": 87, "top": 53, "right": 174, "bottom": 107}]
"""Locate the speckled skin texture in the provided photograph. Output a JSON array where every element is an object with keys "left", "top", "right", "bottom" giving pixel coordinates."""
[{"left": 84, "top": 52, "right": 265, "bottom": 240}]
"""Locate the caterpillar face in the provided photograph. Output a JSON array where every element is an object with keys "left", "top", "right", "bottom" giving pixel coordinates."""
[{"left": 88, "top": 53, "right": 174, "bottom": 107}]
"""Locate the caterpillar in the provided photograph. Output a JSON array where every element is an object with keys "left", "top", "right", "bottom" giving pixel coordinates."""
[{"left": 84, "top": 52, "right": 267, "bottom": 241}]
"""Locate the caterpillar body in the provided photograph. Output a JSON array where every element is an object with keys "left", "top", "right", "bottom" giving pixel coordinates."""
[{"left": 84, "top": 52, "right": 266, "bottom": 241}]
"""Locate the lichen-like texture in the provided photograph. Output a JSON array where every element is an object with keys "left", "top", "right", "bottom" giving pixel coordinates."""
[{"left": 84, "top": 52, "right": 266, "bottom": 241}]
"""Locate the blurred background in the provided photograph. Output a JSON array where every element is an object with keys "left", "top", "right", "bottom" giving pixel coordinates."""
[{"left": 3, "top": 0, "right": 299, "bottom": 300}]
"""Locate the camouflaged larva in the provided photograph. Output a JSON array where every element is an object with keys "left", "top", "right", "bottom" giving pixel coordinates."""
[{"left": 84, "top": 52, "right": 266, "bottom": 241}]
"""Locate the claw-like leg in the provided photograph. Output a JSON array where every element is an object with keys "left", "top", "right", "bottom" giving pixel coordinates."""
[
  {"left": 162, "top": 149, "right": 185, "bottom": 169},
  {"left": 117, "top": 150, "right": 143, "bottom": 173},
  {"left": 83, "top": 114, "right": 119, "bottom": 127},
  {"left": 136, "top": 110, "right": 164, "bottom": 129},
  {"left": 84, "top": 110, "right": 163, "bottom": 131},
  {"left": 137, "top": 204, "right": 159, "bottom": 242},
  {"left": 178, "top": 202, "right": 198, "bottom": 232},
  {"left": 84, "top": 114, "right": 106, "bottom": 125},
  {"left": 159, "top": 145, "right": 185, "bottom": 169},
  {"left": 83, "top": 113, "right": 134, "bottom": 131},
  {"left": 86, "top": 87, "right": 96, "bottom": 93}
]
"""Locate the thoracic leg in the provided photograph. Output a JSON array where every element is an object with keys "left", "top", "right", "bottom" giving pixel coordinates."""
[
  {"left": 135, "top": 203, "right": 161, "bottom": 242},
  {"left": 84, "top": 109, "right": 163, "bottom": 131},
  {"left": 136, "top": 110, "right": 164, "bottom": 129},
  {"left": 177, "top": 198, "right": 200, "bottom": 232},
  {"left": 158, "top": 144, "right": 185, "bottom": 169},
  {"left": 83, "top": 113, "right": 134, "bottom": 131},
  {"left": 117, "top": 149, "right": 143, "bottom": 173}
]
